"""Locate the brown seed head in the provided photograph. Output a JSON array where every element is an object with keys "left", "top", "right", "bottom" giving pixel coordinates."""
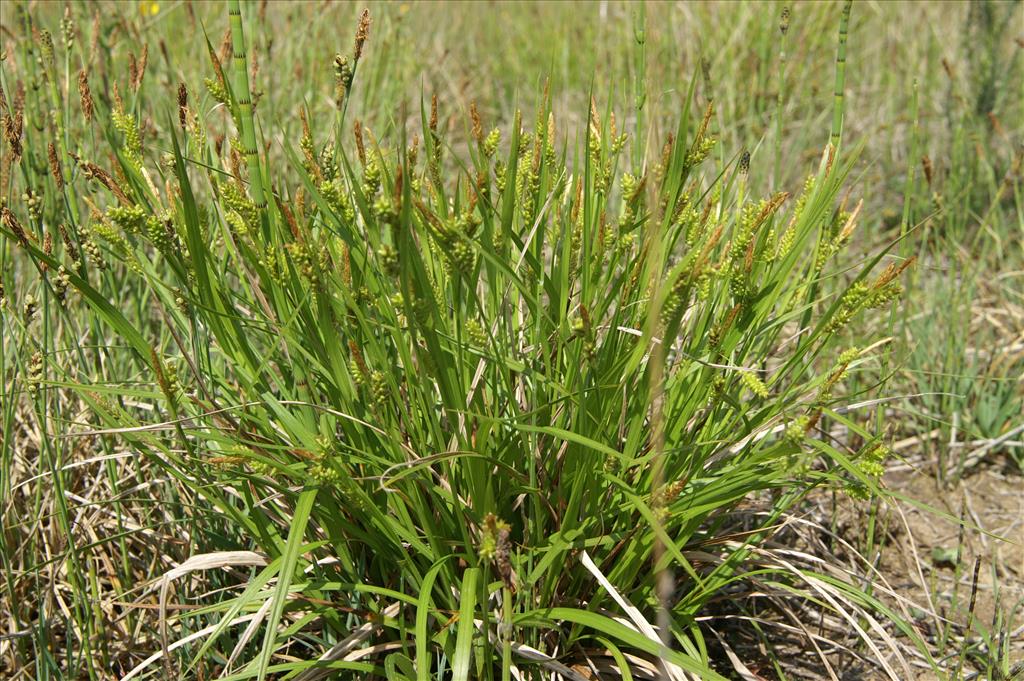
[
  {"left": 921, "top": 155, "right": 933, "bottom": 186},
  {"left": 219, "top": 28, "right": 233, "bottom": 64},
  {"left": 3, "top": 110, "right": 22, "bottom": 162},
  {"left": 177, "top": 82, "right": 188, "bottom": 130},
  {"left": 348, "top": 340, "right": 367, "bottom": 377},
  {"left": 74, "top": 155, "right": 133, "bottom": 206},
  {"left": 470, "top": 102, "right": 482, "bottom": 144},
  {"left": 1, "top": 206, "right": 34, "bottom": 247},
  {"left": 207, "top": 41, "right": 227, "bottom": 88},
  {"left": 429, "top": 94, "right": 438, "bottom": 134},
  {"left": 408, "top": 134, "right": 419, "bottom": 169},
  {"left": 133, "top": 44, "right": 149, "bottom": 91},
  {"left": 78, "top": 70, "right": 94, "bottom": 122},
  {"left": 48, "top": 142, "right": 64, "bottom": 189},
  {"left": 128, "top": 53, "right": 138, "bottom": 91},
  {"left": 59, "top": 223, "right": 79, "bottom": 263},
  {"left": 354, "top": 9, "right": 371, "bottom": 61},
  {"left": 41, "top": 233, "right": 53, "bottom": 273},
  {"left": 354, "top": 119, "right": 366, "bottom": 166}
]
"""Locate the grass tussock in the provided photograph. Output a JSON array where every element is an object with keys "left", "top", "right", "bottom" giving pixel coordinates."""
[{"left": 1, "top": 1, "right": 1021, "bottom": 679}]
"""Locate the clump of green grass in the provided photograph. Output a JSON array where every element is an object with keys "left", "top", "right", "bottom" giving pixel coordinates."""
[{"left": 1, "top": 3, "right": 953, "bottom": 679}]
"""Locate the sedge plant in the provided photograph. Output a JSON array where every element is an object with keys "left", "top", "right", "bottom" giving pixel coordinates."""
[{"left": 0, "top": 2, "right": 940, "bottom": 679}]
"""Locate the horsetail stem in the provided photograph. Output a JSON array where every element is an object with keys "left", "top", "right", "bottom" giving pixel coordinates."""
[
  {"left": 830, "top": 0, "right": 852, "bottom": 149},
  {"left": 228, "top": 0, "right": 266, "bottom": 209},
  {"left": 774, "top": 5, "right": 790, "bottom": 183}
]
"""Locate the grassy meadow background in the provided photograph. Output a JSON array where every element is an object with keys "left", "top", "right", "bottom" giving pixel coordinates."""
[{"left": 1, "top": 1, "right": 1022, "bottom": 679}]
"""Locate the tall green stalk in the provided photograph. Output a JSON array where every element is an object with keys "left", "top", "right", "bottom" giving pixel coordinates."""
[
  {"left": 228, "top": 0, "right": 266, "bottom": 209},
  {"left": 774, "top": 5, "right": 790, "bottom": 184},
  {"left": 830, "top": 1, "right": 852, "bottom": 149}
]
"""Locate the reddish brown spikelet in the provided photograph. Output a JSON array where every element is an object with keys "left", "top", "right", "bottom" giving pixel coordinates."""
[
  {"left": 941, "top": 58, "right": 954, "bottom": 80},
  {"left": 354, "top": 119, "right": 366, "bottom": 166},
  {"left": 353, "top": 9, "right": 371, "bottom": 61},
  {"left": 41, "top": 233, "right": 53, "bottom": 272},
  {"left": 408, "top": 134, "right": 420, "bottom": 168},
  {"left": 694, "top": 101, "right": 714, "bottom": 144},
  {"left": 348, "top": 340, "right": 367, "bottom": 377},
  {"left": 177, "top": 83, "right": 189, "bottom": 130},
  {"left": 150, "top": 349, "right": 171, "bottom": 396},
  {"left": 3, "top": 111, "right": 23, "bottom": 162},
  {"left": 219, "top": 28, "right": 233, "bottom": 64},
  {"left": 712, "top": 303, "right": 742, "bottom": 345},
  {"left": 659, "top": 131, "right": 675, "bottom": 166},
  {"left": 693, "top": 223, "right": 725, "bottom": 276},
  {"left": 277, "top": 195, "right": 301, "bottom": 240},
  {"left": 78, "top": 70, "right": 94, "bottom": 122},
  {"left": 128, "top": 53, "right": 138, "bottom": 91},
  {"left": 229, "top": 147, "right": 244, "bottom": 182},
  {"left": 59, "top": 223, "right": 79, "bottom": 263},
  {"left": 13, "top": 81, "right": 24, "bottom": 115},
  {"left": 340, "top": 242, "right": 352, "bottom": 287},
  {"left": 805, "top": 409, "right": 822, "bottom": 435},
  {"left": 570, "top": 177, "right": 583, "bottom": 224},
  {"left": 921, "top": 155, "right": 933, "bottom": 186},
  {"left": 873, "top": 256, "right": 917, "bottom": 289},
  {"left": 133, "top": 44, "right": 149, "bottom": 91},
  {"left": 470, "top": 102, "right": 483, "bottom": 144},
  {"left": 48, "top": 143, "right": 64, "bottom": 189},
  {"left": 1, "top": 207, "right": 34, "bottom": 247},
  {"left": 429, "top": 94, "right": 438, "bottom": 134},
  {"left": 207, "top": 42, "right": 227, "bottom": 89},
  {"left": 75, "top": 155, "right": 133, "bottom": 206}
]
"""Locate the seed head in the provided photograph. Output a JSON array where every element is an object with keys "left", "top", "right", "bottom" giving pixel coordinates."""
[
  {"left": 739, "top": 370, "right": 769, "bottom": 398},
  {"left": 75, "top": 156, "right": 133, "bottom": 206},
  {"left": 218, "top": 27, "right": 233, "bottom": 64},
  {"left": 131, "top": 44, "right": 149, "bottom": 91},
  {"left": 353, "top": 9, "right": 371, "bottom": 61},
  {"left": 58, "top": 222, "right": 79, "bottom": 265},
  {"left": 1, "top": 206, "right": 33, "bottom": 247},
  {"left": 78, "top": 70, "right": 94, "bottom": 122},
  {"left": 40, "top": 232, "right": 53, "bottom": 274},
  {"left": 48, "top": 142, "right": 63, "bottom": 188},
  {"left": 780, "top": 6, "right": 790, "bottom": 34},
  {"left": 38, "top": 30, "right": 56, "bottom": 75},
  {"left": 334, "top": 54, "right": 353, "bottom": 107},
  {"left": 177, "top": 82, "right": 188, "bottom": 130},
  {"left": 470, "top": 102, "right": 483, "bottom": 144},
  {"left": 61, "top": 7, "right": 75, "bottom": 49},
  {"left": 3, "top": 110, "right": 23, "bottom": 162},
  {"left": 353, "top": 119, "right": 366, "bottom": 166}
]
